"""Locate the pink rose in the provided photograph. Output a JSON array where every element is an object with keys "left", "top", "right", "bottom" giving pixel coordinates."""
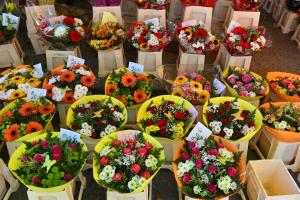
[
  {"left": 137, "top": 147, "right": 148, "bottom": 158},
  {"left": 236, "top": 81, "right": 244, "bottom": 87},
  {"left": 207, "top": 149, "right": 218, "bottom": 156},
  {"left": 208, "top": 165, "right": 216, "bottom": 174},
  {"left": 195, "top": 76, "right": 204, "bottom": 82},
  {"left": 195, "top": 159, "right": 203, "bottom": 169},
  {"left": 33, "top": 154, "right": 44, "bottom": 163},
  {"left": 183, "top": 174, "right": 191, "bottom": 184},
  {"left": 207, "top": 184, "right": 217, "bottom": 193},
  {"left": 217, "top": 143, "right": 224, "bottom": 148},
  {"left": 227, "top": 167, "right": 237, "bottom": 177},
  {"left": 259, "top": 89, "right": 266, "bottom": 96},
  {"left": 244, "top": 83, "right": 253, "bottom": 91},
  {"left": 288, "top": 84, "right": 295, "bottom": 91},
  {"left": 70, "top": 143, "right": 76, "bottom": 151},
  {"left": 32, "top": 141, "right": 39, "bottom": 147},
  {"left": 181, "top": 152, "right": 190, "bottom": 161},
  {"left": 239, "top": 91, "right": 248, "bottom": 97},
  {"left": 227, "top": 76, "right": 236, "bottom": 84},
  {"left": 53, "top": 153, "right": 61, "bottom": 161},
  {"left": 242, "top": 74, "right": 252, "bottom": 83}
]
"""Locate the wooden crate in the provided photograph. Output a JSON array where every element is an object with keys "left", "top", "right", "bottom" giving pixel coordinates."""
[
  {"left": 137, "top": 50, "right": 163, "bottom": 74},
  {"left": 168, "top": 0, "right": 184, "bottom": 22},
  {"left": 57, "top": 103, "right": 70, "bottom": 128},
  {"left": 183, "top": 6, "right": 213, "bottom": 31},
  {"left": 46, "top": 46, "right": 81, "bottom": 70},
  {"left": 0, "top": 38, "right": 24, "bottom": 68},
  {"left": 214, "top": 44, "right": 252, "bottom": 70},
  {"left": 263, "top": 0, "right": 275, "bottom": 13},
  {"left": 0, "top": 159, "right": 20, "bottom": 200},
  {"left": 28, "top": 33, "right": 49, "bottom": 55},
  {"left": 213, "top": 0, "right": 233, "bottom": 23},
  {"left": 137, "top": 9, "right": 166, "bottom": 27},
  {"left": 107, "top": 183, "right": 150, "bottom": 200},
  {"left": 98, "top": 45, "right": 125, "bottom": 78},
  {"left": 246, "top": 160, "right": 300, "bottom": 200},
  {"left": 93, "top": 6, "right": 123, "bottom": 25},
  {"left": 178, "top": 49, "right": 205, "bottom": 71},
  {"left": 277, "top": 8, "right": 299, "bottom": 34},
  {"left": 272, "top": 0, "right": 286, "bottom": 22},
  {"left": 291, "top": 25, "right": 300, "bottom": 49},
  {"left": 224, "top": 7, "right": 260, "bottom": 32}
]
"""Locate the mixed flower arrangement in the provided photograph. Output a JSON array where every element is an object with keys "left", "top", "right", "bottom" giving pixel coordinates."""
[
  {"left": 173, "top": 136, "right": 243, "bottom": 199},
  {"left": 67, "top": 95, "right": 127, "bottom": 140},
  {"left": 43, "top": 65, "right": 96, "bottom": 104},
  {"left": 0, "top": 65, "right": 44, "bottom": 101},
  {"left": 105, "top": 67, "right": 152, "bottom": 107},
  {"left": 176, "top": 24, "right": 221, "bottom": 54},
  {"left": 38, "top": 15, "right": 87, "bottom": 50},
  {"left": 223, "top": 66, "right": 268, "bottom": 100},
  {"left": 226, "top": 26, "right": 266, "bottom": 56},
  {"left": 137, "top": 96, "right": 197, "bottom": 139},
  {"left": 133, "top": 0, "right": 169, "bottom": 9},
  {"left": 130, "top": 23, "right": 171, "bottom": 52},
  {"left": 0, "top": 2, "right": 18, "bottom": 44},
  {"left": 171, "top": 71, "right": 212, "bottom": 105},
  {"left": 9, "top": 132, "right": 88, "bottom": 191},
  {"left": 93, "top": 130, "right": 164, "bottom": 193},
  {"left": 89, "top": 21, "right": 125, "bottom": 50},
  {"left": 181, "top": 0, "right": 218, "bottom": 7},
  {"left": 233, "top": 0, "right": 264, "bottom": 11},
  {"left": 0, "top": 97, "right": 55, "bottom": 142}
]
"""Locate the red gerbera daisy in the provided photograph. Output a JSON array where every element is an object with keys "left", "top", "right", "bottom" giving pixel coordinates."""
[{"left": 70, "top": 30, "right": 82, "bottom": 42}]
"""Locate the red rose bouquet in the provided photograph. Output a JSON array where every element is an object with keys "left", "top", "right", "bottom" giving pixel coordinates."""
[
  {"left": 133, "top": 0, "right": 169, "bottom": 9},
  {"left": 181, "top": 0, "right": 218, "bottom": 6},
  {"left": 130, "top": 22, "right": 171, "bottom": 52},
  {"left": 233, "top": 0, "right": 264, "bottom": 11}
]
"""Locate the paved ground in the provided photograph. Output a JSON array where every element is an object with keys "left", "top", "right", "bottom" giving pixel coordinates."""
[{"left": 1, "top": 6, "right": 300, "bottom": 200}]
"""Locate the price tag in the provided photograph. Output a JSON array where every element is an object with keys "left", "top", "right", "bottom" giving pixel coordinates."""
[
  {"left": 144, "top": 18, "right": 160, "bottom": 27},
  {"left": 213, "top": 78, "right": 226, "bottom": 95},
  {"left": 128, "top": 62, "right": 144, "bottom": 74},
  {"left": 66, "top": 56, "right": 85, "bottom": 68},
  {"left": 186, "top": 122, "right": 211, "bottom": 148},
  {"left": 33, "top": 63, "right": 44, "bottom": 74},
  {"left": 227, "top": 20, "right": 240, "bottom": 33},
  {"left": 118, "top": 130, "right": 140, "bottom": 142},
  {"left": 182, "top": 19, "right": 197, "bottom": 28},
  {"left": 60, "top": 128, "right": 81, "bottom": 142},
  {"left": 0, "top": 74, "right": 8, "bottom": 84},
  {"left": 27, "top": 88, "right": 47, "bottom": 100},
  {"left": 2, "top": 13, "right": 19, "bottom": 29}
]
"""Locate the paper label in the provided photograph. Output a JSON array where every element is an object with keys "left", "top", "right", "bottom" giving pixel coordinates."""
[
  {"left": 66, "top": 56, "right": 85, "bottom": 68},
  {"left": 2, "top": 13, "right": 19, "bottom": 29},
  {"left": 144, "top": 18, "right": 160, "bottom": 27},
  {"left": 60, "top": 128, "right": 81, "bottom": 142},
  {"left": 213, "top": 78, "right": 226, "bottom": 95},
  {"left": 186, "top": 122, "right": 212, "bottom": 142},
  {"left": 49, "top": 15, "right": 64, "bottom": 25},
  {"left": 128, "top": 62, "right": 144, "bottom": 74},
  {"left": 33, "top": 63, "right": 43, "bottom": 74},
  {"left": 117, "top": 130, "right": 140, "bottom": 142},
  {"left": 26, "top": 88, "right": 47, "bottom": 100},
  {"left": 227, "top": 20, "right": 240, "bottom": 33},
  {"left": 182, "top": 19, "right": 197, "bottom": 28}
]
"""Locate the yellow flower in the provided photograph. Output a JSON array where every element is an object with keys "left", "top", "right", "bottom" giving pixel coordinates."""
[
  {"left": 177, "top": 126, "right": 184, "bottom": 134},
  {"left": 190, "top": 81, "right": 203, "bottom": 90},
  {"left": 151, "top": 100, "right": 163, "bottom": 107},
  {"left": 178, "top": 122, "right": 184, "bottom": 127},
  {"left": 144, "top": 112, "right": 153, "bottom": 120},
  {"left": 8, "top": 89, "right": 25, "bottom": 100},
  {"left": 213, "top": 39, "right": 221, "bottom": 48},
  {"left": 28, "top": 78, "right": 41, "bottom": 87},
  {"left": 145, "top": 126, "right": 151, "bottom": 134},
  {"left": 10, "top": 76, "right": 25, "bottom": 85},
  {"left": 149, "top": 125, "right": 159, "bottom": 132},
  {"left": 197, "top": 90, "right": 210, "bottom": 104},
  {"left": 184, "top": 28, "right": 193, "bottom": 37},
  {"left": 278, "top": 88, "right": 286, "bottom": 94},
  {"left": 174, "top": 75, "right": 188, "bottom": 86},
  {"left": 171, "top": 88, "right": 184, "bottom": 97},
  {"left": 140, "top": 43, "right": 149, "bottom": 51}
]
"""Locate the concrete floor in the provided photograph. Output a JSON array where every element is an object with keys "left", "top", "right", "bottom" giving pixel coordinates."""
[{"left": 1, "top": 7, "right": 300, "bottom": 200}]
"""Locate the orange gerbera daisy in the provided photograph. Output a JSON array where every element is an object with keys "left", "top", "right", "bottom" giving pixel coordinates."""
[
  {"left": 38, "top": 104, "right": 55, "bottom": 115},
  {"left": 137, "top": 74, "right": 149, "bottom": 82},
  {"left": 26, "top": 121, "right": 43, "bottom": 134},
  {"left": 44, "top": 84, "right": 54, "bottom": 97},
  {"left": 19, "top": 102, "right": 37, "bottom": 117},
  {"left": 80, "top": 75, "right": 96, "bottom": 87},
  {"left": 60, "top": 71, "right": 76, "bottom": 83},
  {"left": 62, "top": 92, "right": 76, "bottom": 104},
  {"left": 3, "top": 111, "right": 13, "bottom": 118},
  {"left": 117, "top": 95, "right": 127, "bottom": 105},
  {"left": 71, "top": 65, "right": 82, "bottom": 70},
  {"left": 121, "top": 73, "right": 137, "bottom": 87},
  {"left": 4, "top": 124, "right": 19, "bottom": 142},
  {"left": 133, "top": 90, "right": 147, "bottom": 104},
  {"left": 105, "top": 84, "right": 118, "bottom": 95}
]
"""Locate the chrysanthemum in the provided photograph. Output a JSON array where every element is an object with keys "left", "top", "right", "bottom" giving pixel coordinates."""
[
  {"left": 19, "top": 102, "right": 37, "bottom": 116},
  {"left": 28, "top": 78, "right": 41, "bottom": 87},
  {"left": 10, "top": 76, "right": 26, "bottom": 85},
  {"left": 38, "top": 104, "right": 55, "bottom": 115},
  {"left": 62, "top": 92, "right": 76, "bottom": 104},
  {"left": 60, "top": 71, "right": 76, "bottom": 83},
  {"left": 121, "top": 73, "right": 137, "bottom": 87},
  {"left": 80, "top": 75, "right": 96, "bottom": 87},
  {"left": 26, "top": 121, "right": 43, "bottom": 134},
  {"left": 174, "top": 75, "right": 188, "bottom": 86},
  {"left": 105, "top": 84, "right": 118, "bottom": 95},
  {"left": 4, "top": 124, "right": 19, "bottom": 141},
  {"left": 9, "top": 89, "right": 25, "bottom": 100},
  {"left": 133, "top": 90, "right": 147, "bottom": 104}
]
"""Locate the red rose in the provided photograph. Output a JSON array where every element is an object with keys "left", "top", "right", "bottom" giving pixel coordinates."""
[
  {"left": 192, "top": 147, "right": 199, "bottom": 155},
  {"left": 194, "top": 28, "right": 208, "bottom": 39},
  {"left": 159, "top": 129, "right": 168, "bottom": 136},
  {"left": 188, "top": 141, "right": 195, "bottom": 149},
  {"left": 248, "top": 120, "right": 255, "bottom": 127},
  {"left": 53, "top": 153, "right": 61, "bottom": 161},
  {"left": 195, "top": 159, "right": 203, "bottom": 169},
  {"left": 181, "top": 152, "right": 190, "bottom": 161},
  {"left": 207, "top": 184, "right": 217, "bottom": 193},
  {"left": 217, "top": 143, "right": 224, "bottom": 148},
  {"left": 32, "top": 176, "right": 41, "bottom": 184},
  {"left": 90, "top": 102, "right": 97, "bottom": 108},
  {"left": 208, "top": 165, "right": 216, "bottom": 174},
  {"left": 154, "top": 32, "right": 163, "bottom": 38},
  {"left": 64, "top": 173, "right": 73, "bottom": 181},
  {"left": 157, "top": 119, "right": 167, "bottom": 128},
  {"left": 123, "top": 148, "right": 132, "bottom": 155},
  {"left": 207, "top": 113, "right": 215, "bottom": 121},
  {"left": 146, "top": 120, "right": 153, "bottom": 126},
  {"left": 99, "top": 157, "right": 109, "bottom": 166},
  {"left": 131, "top": 163, "right": 141, "bottom": 174},
  {"left": 41, "top": 140, "right": 48, "bottom": 149},
  {"left": 227, "top": 167, "right": 237, "bottom": 177},
  {"left": 0, "top": 31, "right": 3, "bottom": 41},
  {"left": 218, "top": 108, "right": 225, "bottom": 115},
  {"left": 70, "top": 143, "right": 76, "bottom": 151},
  {"left": 33, "top": 154, "right": 44, "bottom": 163},
  {"left": 224, "top": 101, "right": 231, "bottom": 111},
  {"left": 207, "top": 149, "right": 218, "bottom": 156},
  {"left": 91, "top": 132, "right": 97, "bottom": 139},
  {"left": 127, "top": 139, "right": 137, "bottom": 149},
  {"left": 52, "top": 145, "right": 60, "bottom": 154},
  {"left": 137, "top": 147, "right": 148, "bottom": 158},
  {"left": 109, "top": 121, "right": 116, "bottom": 126},
  {"left": 141, "top": 170, "right": 151, "bottom": 179},
  {"left": 70, "top": 30, "right": 82, "bottom": 42},
  {"left": 144, "top": 143, "right": 153, "bottom": 151},
  {"left": 97, "top": 120, "right": 105, "bottom": 126},
  {"left": 221, "top": 117, "right": 229, "bottom": 125},
  {"left": 113, "top": 172, "right": 123, "bottom": 182},
  {"left": 219, "top": 130, "right": 225, "bottom": 137},
  {"left": 63, "top": 17, "right": 75, "bottom": 26},
  {"left": 183, "top": 174, "right": 191, "bottom": 184},
  {"left": 175, "top": 112, "right": 185, "bottom": 120},
  {"left": 138, "top": 35, "right": 145, "bottom": 44},
  {"left": 112, "top": 139, "right": 122, "bottom": 147}
]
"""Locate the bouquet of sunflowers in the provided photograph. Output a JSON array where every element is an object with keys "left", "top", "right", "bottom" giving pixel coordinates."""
[{"left": 0, "top": 2, "right": 19, "bottom": 44}]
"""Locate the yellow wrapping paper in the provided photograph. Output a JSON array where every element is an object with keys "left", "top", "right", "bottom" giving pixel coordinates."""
[
  {"left": 8, "top": 132, "right": 88, "bottom": 192},
  {"left": 137, "top": 95, "right": 198, "bottom": 143},
  {"left": 223, "top": 68, "right": 269, "bottom": 101},
  {"left": 203, "top": 97, "right": 263, "bottom": 142},
  {"left": 0, "top": 98, "right": 55, "bottom": 142},
  {"left": 93, "top": 130, "right": 165, "bottom": 193},
  {"left": 66, "top": 95, "right": 128, "bottom": 141}
]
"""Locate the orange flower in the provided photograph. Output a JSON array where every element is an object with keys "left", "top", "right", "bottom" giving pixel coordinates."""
[
  {"left": 137, "top": 74, "right": 149, "bottom": 82},
  {"left": 3, "top": 111, "right": 13, "bottom": 118},
  {"left": 60, "top": 71, "right": 76, "bottom": 83},
  {"left": 62, "top": 92, "right": 76, "bottom": 104},
  {"left": 51, "top": 65, "right": 65, "bottom": 76},
  {"left": 117, "top": 95, "right": 127, "bottom": 105},
  {"left": 38, "top": 104, "right": 55, "bottom": 115},
  {"left": 71, "top": 65, "right": 82, "bottom": 70},
  {"left": 105, "top": 84, "right": 118, "bottom": 95},
  {"left": 4, "top": 124, "right": 19, "bottom": 141},
  {"left": 133, "top": 90, "right": 147, "bottom": 104},
  {"left": 80, "top": 75, "right": 96, "bottom": 87},
  {"left": 121, "top": 73, "right": 136, "bottom": 87},
  {"left": 44, "top": 84, "right": 54, "bottom": 98},
  {"left": 26, "top": 121, "right": 43, "bottom": 134},
  {"left": 19, "top": 102, "right": 37, "bottom": 117}
]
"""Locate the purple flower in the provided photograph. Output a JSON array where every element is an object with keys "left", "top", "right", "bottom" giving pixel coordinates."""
[
  {"left": 236, "top": 81, "right": 244, "bottom": 87},
  {"left": 178, "top": 72, "right": 185, "bottom": 76},
  {"left": 195, "top": 75, "right": 204, "bottom": 83},
  {"left": 242, "top": 74, "right": 252, "bottom": 83}
]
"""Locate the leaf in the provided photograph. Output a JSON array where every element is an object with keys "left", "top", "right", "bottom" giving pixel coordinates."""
[{"left": 42, "top": 155, "right": 57, "bottom": 173}]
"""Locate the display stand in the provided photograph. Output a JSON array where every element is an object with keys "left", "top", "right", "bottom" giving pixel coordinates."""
[
  {"left": 178, "top": 49, "right": 205, "bottom": 69},
  {"left": 272, "top": 0, "right": 286, "bottom": 22},
  {"left": 168, "top": 0, "right": 184, "bottom": 22},
  {"left": 137, "top": 50, "right": 163, "bottom": 73},
  {"left": 92, "top": 6, "right": 123, "bottom": 25},
  {"left": 246, "top": 160, "right": 300, "bottom": 200},
  {"left": 214, "top": 44, "right": 252, "bottom": 70},
  {"left": 0, "top": 159, "right": 19, "bottom": 200},
  {"left": 263, "top": 0, "right": 275, "bottom": 13},
  {"left": 137, "top": 9, "right": 166, "bottom": 27},
  {"left": 213, "top": 0, "right": 233, "bottom": 23},
  {"left": 291, "top": 25, "right": 300, "bottom": 49},
  {"left": 277, "top": 8, "right": 299, "bottom": 34},
  {"left": 107, "top": 183, "right": 150, "bottom": 200},
  {"left": 98, "top": 45, "right": 125, "bottom": 78},
  {"left": 224, "top": 7, "right": 260, "bottom": 32},
  {"left": 57, "top": 103, "right": 70, "bottom": 128},
  {"left": 250, "top": 127, "right": 300, "bottom": 172},
  {"left": 183, "top": 6, "right": 213, "bottom": 31},
  {"left": 0, "top": 38, "right": 24, "bottom": 68},
  {"left": 46, "top": 46, "right": 81, "bottom": 70}
]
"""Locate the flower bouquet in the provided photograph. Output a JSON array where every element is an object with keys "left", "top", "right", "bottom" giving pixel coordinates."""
[
  {"left": 8, "top": 132, "right": 88, "bottom": 192},
  {"left": 266, "top": 72, "right": 300, "bottom": 102},
  {"left": 181, "top": 0, "right": 218, "bottom": 7},
  {"left": 133, "top": 0, "right": 169, "bottom": 9},
  {"left": 176, "top": 24, "right": 221, "bottom": 54},
  {"left": 88, "top": 0, "right": 121, "bottom": 6},
  {"left": 171, "top": 71, "right": 212, "bottom": 105},
  {"left": 0, "top": 65, "right": 44, "bottom": 101},
  {"left": 226, "top": 26, "right": 266, "bottom": 56},
  {"left": 260, "top": 102, "right": 300, "bottom": 142},
  {"left": 93, "top": 130, "right": 165, "bottom": 193},
  {"left": 105, "top": 67, "right": 153, "bottom": 107},
  {"left": 203, "top": 97, "right": 263, "bottom": 141},
  {"left": 173, "top": 135, "right": 245, "bottom": 199},
  {"left": 0, "top": 2, "right": 19, "bottom": 44},
  {"left": 233, "top": 0, "right": 264, "bottom": 11},
  {"left": 137, "top": 95, "right": 198, "bottom": 140},
  {"left": 66, "top": 95, "right": 127, "bottom": 140},
  {"left": 0, "top": 97, "right": 55, "bottom": 142},
  {"left": 223, "top": 66, "right": 269, "bottom": 101},
  {"left": 43, "top": 65, "right": 96, "bottom": 104},
  {"left": 129, "top": 22, "right": 171, "bottom": 52}
]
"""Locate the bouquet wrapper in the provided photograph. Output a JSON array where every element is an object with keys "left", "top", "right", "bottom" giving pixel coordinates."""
[
  {"left": 66, "top": 95, "right": 128, "bottom": 141},
  {"left": 0, "top": 98, "right": 55, "bottom": 142},
  {"left": 137, "top": 95, "right": 198, "bottom": 143},
  {"left": 223, "top": 68, "right": 269, "bottom": 101},
  {"left": 173, "top": 136, "right": 246, "bottom": 199},
  {"left": 266, "top": 72, "right": 300, "bottom": 102},
  {"left": 260, "top": 102, "right": 300, "bottom": 142},
  {"left": 203, "top": 97, "right": 263, "bottom": 142},
  {"left": 93, "top": 130, "right": 165, "bottom": 193},
  {"left": 8, "top": 132, "right": 88, "bottom": 192}
]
